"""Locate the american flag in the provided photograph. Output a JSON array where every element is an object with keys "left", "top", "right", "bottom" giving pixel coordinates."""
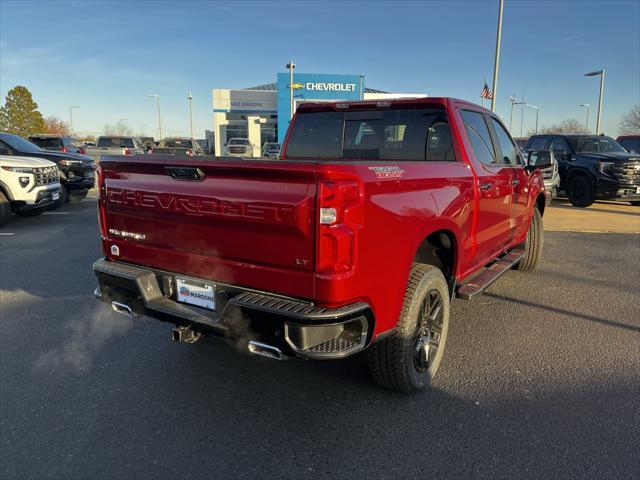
[{"left": 481, "top": 82, "right": 494, "bottom": 100}]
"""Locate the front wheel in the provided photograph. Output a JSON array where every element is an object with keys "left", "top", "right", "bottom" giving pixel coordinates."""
[
  {"left": 367, "top": 263, "right": 450, "bottom": 393},
  {"left": 567, "top": 175, "right": 594, "bottom": 208},
  {"left": 0, "top": 191, "right": 11, "bottom": 227}
]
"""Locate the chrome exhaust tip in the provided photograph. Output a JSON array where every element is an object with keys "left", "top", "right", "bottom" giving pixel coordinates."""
[
  {"left": 111, "top": 301, "right": 134, "bottom": 318},
  {"left": 247, "top": 340, "right": 284, "bottom": 360}
]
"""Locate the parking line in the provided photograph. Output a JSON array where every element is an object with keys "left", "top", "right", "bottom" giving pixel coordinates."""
[
  {"left": 0, "top": 232, "right": 15, "bottom": 236},
  {"left": 43, "top": 212, "right": 70, "bottom": 215}
]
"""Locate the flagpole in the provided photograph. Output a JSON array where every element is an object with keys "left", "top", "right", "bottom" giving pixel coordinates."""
[{"left": 490, "top": 0, "right": 504, "bottom": 112}]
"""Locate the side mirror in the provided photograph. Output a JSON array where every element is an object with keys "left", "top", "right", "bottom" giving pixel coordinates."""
[{"left": 525, "top": 150, "right": 554, "bottom": 171}]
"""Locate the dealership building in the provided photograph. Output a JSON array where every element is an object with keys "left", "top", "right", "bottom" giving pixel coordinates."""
[{"left": 212, "top": 72, "right": 424, "bottom": 156}]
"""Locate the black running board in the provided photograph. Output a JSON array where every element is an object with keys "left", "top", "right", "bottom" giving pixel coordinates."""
[{"left": 456, "top": 249, "right": 525, "bottom": 300}]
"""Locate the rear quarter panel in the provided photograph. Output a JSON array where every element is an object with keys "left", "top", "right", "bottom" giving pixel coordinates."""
[{"left": 314, "top": 161, "right": 475, "bottom": 335}]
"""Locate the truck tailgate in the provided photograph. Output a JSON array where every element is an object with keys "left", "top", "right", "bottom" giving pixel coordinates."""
[{"left": 99, "top": 156, "right": 317, "bottom": 298}]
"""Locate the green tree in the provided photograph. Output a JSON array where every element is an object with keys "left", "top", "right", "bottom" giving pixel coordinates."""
[{"left": 0, "top": 85, "right": 46, "bottom": 137}]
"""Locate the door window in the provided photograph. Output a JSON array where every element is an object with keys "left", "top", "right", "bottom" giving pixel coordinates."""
[
  {"left": 528, "top": 136, "right": 549, "bottom": 151},
  {"left": 461, "top": 110, "right": 496, "bottom": 164},
  {"left": 490, "top": 117, "right": 522, "bottom": 165},
  {"left": 549, "top": 137, "right": 571, "bottom": 158}
]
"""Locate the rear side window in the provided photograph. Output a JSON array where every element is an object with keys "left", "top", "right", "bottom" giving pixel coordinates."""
[
  {"left": 460, "top": 110, "right": 495, "bottom": 164},
  {"left": 286, "top": 108, "right": 455, "bottom": 161},
  {"left": 490, "top": 117, "right": 521, "bottom": 165},
  {"left": 527, "top": 136, "right": 548, "bottom": 151}
]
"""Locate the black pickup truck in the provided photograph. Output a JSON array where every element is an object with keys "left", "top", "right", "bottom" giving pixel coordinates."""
[{"left": 525, "top": 134, "right": 640, "bottom": 207}]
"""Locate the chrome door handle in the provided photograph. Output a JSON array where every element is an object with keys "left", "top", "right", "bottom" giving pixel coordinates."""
[
  {"left": 479, "top": 183, "right": 493, "bottom": 191},
  {"left": 511, "top": 179, "right": 520, "bottom": 186}
]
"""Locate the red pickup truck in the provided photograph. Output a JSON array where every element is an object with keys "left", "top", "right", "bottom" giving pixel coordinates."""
[{"left": 93, "top": 97, "right": 551, "bottom": 392}]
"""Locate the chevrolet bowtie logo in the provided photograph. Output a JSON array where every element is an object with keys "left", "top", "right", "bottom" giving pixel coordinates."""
[{"left": 289, "top": 82, "right": 304, "bottom": 90}]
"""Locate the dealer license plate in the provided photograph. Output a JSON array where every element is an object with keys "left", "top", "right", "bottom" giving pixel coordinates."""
[
  {"left": 52, "top": 191, "right": 60, "bottom": 201},
  {"left": 176, "top": 278, "right": 215, "bottom": 311}
]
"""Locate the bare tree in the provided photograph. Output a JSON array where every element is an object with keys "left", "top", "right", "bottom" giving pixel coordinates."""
[
  {"left": 619, "top": 105, "right": 640, "bottom": 135},
  {"left": 530, "top": 118, "right": 585, "bottom": 135},
  {"left": 44, "top": 116, "right": 71, "bottom": 135},
  {"left": 104, "top": 119, "right": 133, "bottom": 136}
]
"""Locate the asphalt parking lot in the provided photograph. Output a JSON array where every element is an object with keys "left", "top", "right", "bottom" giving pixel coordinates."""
[{"left": 1, "top": 199, "right": 639, "bottom": 480}]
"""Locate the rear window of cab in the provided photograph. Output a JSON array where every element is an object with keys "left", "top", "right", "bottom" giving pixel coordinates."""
[{"left": 285, "top": 108, "right": 456, "bottom": 162}]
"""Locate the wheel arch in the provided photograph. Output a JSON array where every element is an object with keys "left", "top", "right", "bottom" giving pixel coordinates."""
[{"left": 412, "top": 228, "right": 458, "bottom": 297}]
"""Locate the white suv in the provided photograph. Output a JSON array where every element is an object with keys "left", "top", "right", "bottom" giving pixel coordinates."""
[{"left": 0, "top": 155, "right": 61, "bottom": 227}]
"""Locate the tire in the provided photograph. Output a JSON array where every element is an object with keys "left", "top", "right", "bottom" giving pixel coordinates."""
[
  {"left": 0, "top": 191, "right": 11, "bottom": 227},
  {"left": 567, "top": 175, "right": 594, "bottom": 208},
  {"left": 516, "top": 207, "right": 544, "bottom": 272},
  {"left": 367, "top": 263, "right": 450, "bottom": 393},
  {"left": 68, "top": 190, "right": 87, "bottom": 204},
  {"left": 49, "top": 187, "right": 67, "bottom": 210},
  {"left": 630, "top": 201, "right": 640, "bottom": 207}
]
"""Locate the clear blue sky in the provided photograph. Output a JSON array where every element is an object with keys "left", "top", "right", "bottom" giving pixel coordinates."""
[{"left": 1, "top": 0, "right": 638, "bottom": 138}]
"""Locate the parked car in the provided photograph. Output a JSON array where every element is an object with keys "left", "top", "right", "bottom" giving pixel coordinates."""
[
  {"left": 520, "top": 145, "right": 559, "bottom": 204},
  {"left": 85, "top": 136, "right": 147, "bottom": 162},
  {"left": 0, "top": 155, "right": 61, "bottom": 226},
  {"left": 525, "top": 134, "right": 640, "bottom": 207},
  {"left": 92, "top": 97, "right": 551, "bottom": 393},
  {"left": 616, "top": 135, "right": 640, "bottom": 154},
  {"left": 152, "top": 137, "right": 205, "bottom": 156},
  {"left": 225, "top": 138, "right": 253, "bottom": 157},
  {"left": 0, "top": 132, "right": 94, "bottom": 205},
  {"left": 262, "top": 142, "right": 281, "bottom": 158},
  {"left": 28, "top": 134, "right": 86, "bottom": 155}
]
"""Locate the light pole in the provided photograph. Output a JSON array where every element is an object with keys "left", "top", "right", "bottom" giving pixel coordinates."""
[
  {"left": 148, "top": 94, "right": 162, "bottom": 139},
  {"left": 359, "top": 74, "right": 365, "bottom": 100},
  {"left": 508, "top": 95, "right": 517, "bottom": 133},
  {"left": 187, "top": 91, "right": 194, "bottom": 138},
  {"left": 286, "top": 61, "right": 296, "bottom": 120},
  {"left": 490, "top": 0, "right": 504, "bottom": 112},
  {"left": 512, "top": 101, "right": 527, "bottom": 136},
  {"left": 584, "top": 69, "right": 604, "bottom": 134},
  {"left": 525, "top": 104, "right": 539, "bottom": 135},
  {"left": 69, "top": 105, "right": 79, "bottom": 133},
  {"left": 580, "top": 103, "right": 591, "bottom": 133}
]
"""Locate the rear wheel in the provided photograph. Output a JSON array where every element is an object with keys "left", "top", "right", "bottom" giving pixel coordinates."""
[
  {"left": 367, "top": 263, "right": 450, "bottom": 393},
  {"left": 567, "top": 175, "right": 594, "bottom": 208},
  {"left": 515, "top": 207, "right": 543, "bottom": 271},
  {"left": 0, "top": 191, "right": 11, "bottom": 227}
]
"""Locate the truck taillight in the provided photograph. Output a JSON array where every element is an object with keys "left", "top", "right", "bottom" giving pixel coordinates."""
[
  {"left": 316, "top": 181, "right": 362, "bottom": 274},
  {"left": 186, "top": 149, "right": 194, "bottom": 156},
  {"left": 123, "top": 148, "right": 131, "bottom": 155}
]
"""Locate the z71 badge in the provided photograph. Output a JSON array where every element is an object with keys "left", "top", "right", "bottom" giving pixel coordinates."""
[{"left": 369, "top": 166, "right": 405, "bottom": 179}]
